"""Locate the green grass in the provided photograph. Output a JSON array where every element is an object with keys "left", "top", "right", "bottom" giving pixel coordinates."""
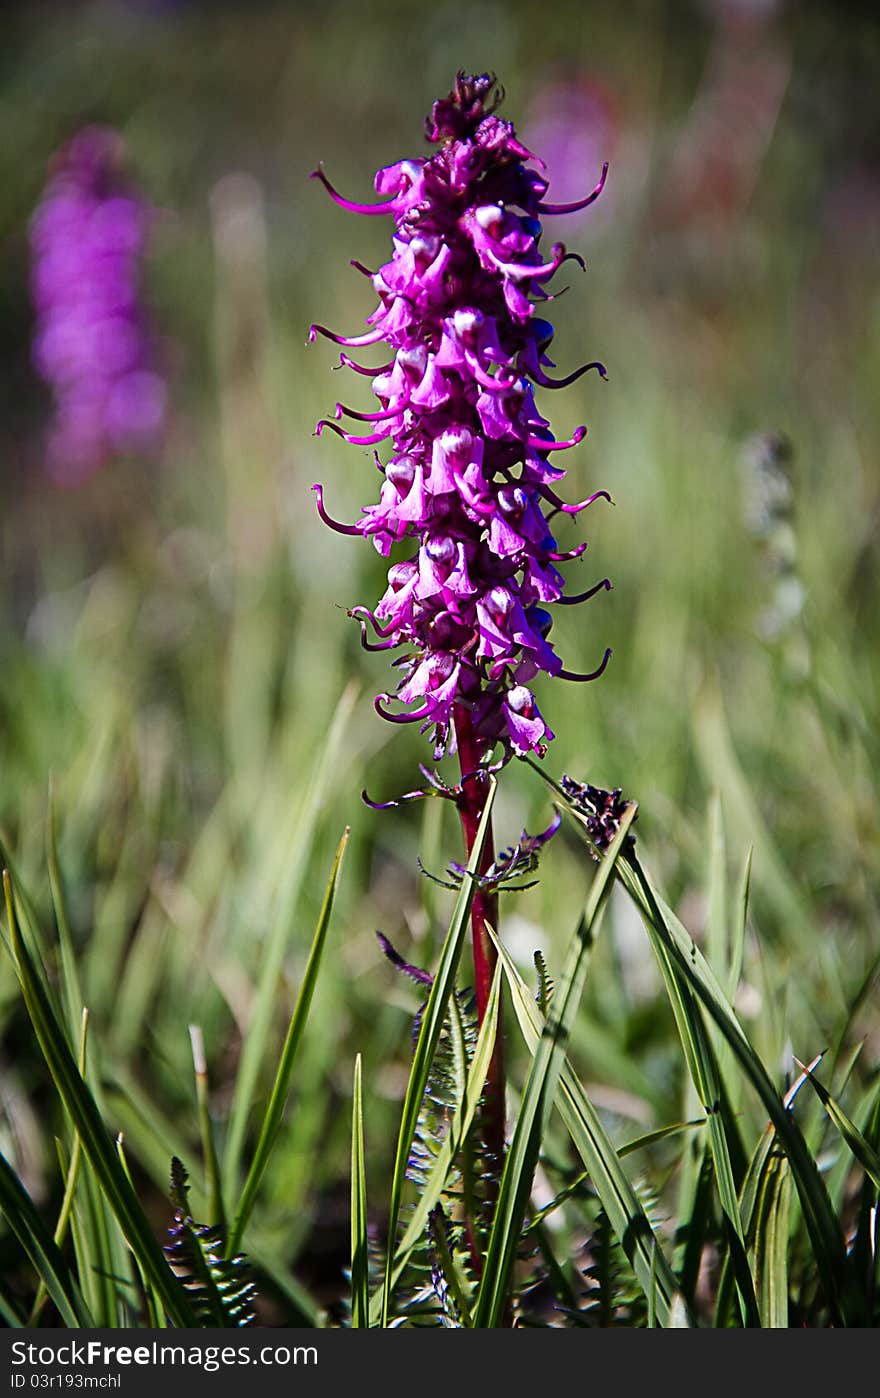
[{"left": 1, "top": 0, "right": 878, "bottom": 1329}]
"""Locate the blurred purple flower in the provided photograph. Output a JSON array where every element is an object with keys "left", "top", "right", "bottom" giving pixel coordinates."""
[
  {"left": 523, "top": 75, "right": 618, "bottom": 235},
  {"left": 311, "top": 73, "right": 612, "bottom": 762},
  {"left": 30, "top": 127, "right": 167, "bottom": 485}
]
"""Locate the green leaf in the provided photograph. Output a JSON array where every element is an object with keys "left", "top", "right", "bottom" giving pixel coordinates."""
[
  {"left": 228, "top": 828, "right": 349, "bottom": 1254},
  {"left": 730, "top": 846, "right": 752, "bottom": 1000},
  {"left": 189, "top": 1026, "right": 225, "bottom": 1234},
  {"left": 28, "top": 1011, "right": 89, "bottom": 1326},
  {"left": 524, "top": 1117, "right": 706, "bottom": 1237},
  {"left": 46, "top": 777, "right": 85, "bottom": 1047},
  {"left": 380, "top": 776, "right": 496, "bottom": 1327},
  {"left": 223, "top": 688, "right": 355, "bottom": 1196},
  {"left": 794, "top": 1058, "right": 880, "bottom": 1193},
  {"left": 0, "top": 1150, "right": 93, "bottom": 1328},
  {"left": 167, "top": 1159, "right": 256, "bottom": 1326},
  {"left": 753, "top": 1149, "right": 791, "bottom": 1328},
  {"left": 617, "top": 856, "right": 857, "bottom": 1325},
  {"left": 369, "top": 961, "right": 502, "bottom": 1325},
  {"left": 3, "top": 870, "right": 196, "bottom": 1327},
  {"left": 350, "top": 1054, "right": 369, "bottom": 1329},
  {"left": 527, "top": 759, "right": 852, "bottom": 1322},
  {"left": 484, "top": 842, "right": 689, "bottom": 1328},
  {"left": 628, "top": 858, "right": 757, "bottom": 1325},
  {"left": 474, "top": 804, "right": 637, "bottom": 1329}
]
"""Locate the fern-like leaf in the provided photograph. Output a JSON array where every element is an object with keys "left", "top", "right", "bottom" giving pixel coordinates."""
[
  {"left": 533, "top": 950, "right": 555, "bottom": 1017},
  {"left": 165, "top": 1158, "right": 256, "bottom": 1327}
]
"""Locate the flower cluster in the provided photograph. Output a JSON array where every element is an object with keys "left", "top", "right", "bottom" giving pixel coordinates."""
[
  {"left": 419, "top": 810, "right": 561, "bottom": 894},
  {"left": 30, "top": 127, "right": 167, "bottom": 485},
  {"left": 560, "top": 775, "right": 636, "bottom": 856},
  {"left": 311, "top": 73, "right": 611, "bottom": 760}
]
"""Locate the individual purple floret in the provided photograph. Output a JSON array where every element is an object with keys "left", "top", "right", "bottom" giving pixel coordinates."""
[
  {"left": 310, "top": 73, "right": 611, "bottom": 762},
  {"left": 30, "top": 127, "right": 167, "bottom": 486}
]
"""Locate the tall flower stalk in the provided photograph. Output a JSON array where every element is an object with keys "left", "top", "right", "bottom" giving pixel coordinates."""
[{"left": 310, "top": 72, "right": 610, "bottom": 1215}]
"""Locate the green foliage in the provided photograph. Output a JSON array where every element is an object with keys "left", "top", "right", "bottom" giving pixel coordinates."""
[
  {"left": 1, "top": 0, "right": 879, "bottom": 1330},
  {"left": 166, "top": 1158, "right": 256, "bottom": 1327}
]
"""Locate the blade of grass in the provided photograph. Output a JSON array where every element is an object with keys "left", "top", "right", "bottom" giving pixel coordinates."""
[
  {"left": 618, "top": 853, "right": 857, "bottom": 1324},
  {"left": 525, "top": 754, "right": 848, "bottom": 1316},
  {"left": 227, "top": 827, "right": 349, "bottom": 1255},
  {"left": 533, "top": 756, "right": 854, "bottom": 1320},
  {"left": 0, "top": 1151, "right": 93, "bottom": 1327},
  {"left": 474, "top": 806, "right": 637, "bottom": 1329},
  {"left": 28, "top": 1008, "right": 89, "bottom": 1326},
  {"left": 46, "top": 789, "right": 135, "bottom": 1323},
  {"left": 730, "top": 847, "right": 752, "bottom": 1001},
  {"left": 706, "top": 793, "right": 727, "bottom": 976},
  {"left": 380, "top": 776, "right": 496, "bottom": 1328},
  {"left": 491, "top": 927, "right": 688, "bottom": 1327},
  {"left": 368, "top": 961, "right": 502, "bottom": 1325},
  {"left": 543, "top": 780, "right": 757, "bottom": 1323},
  {"left": 753, "top": 1150, "right": 791, "bottom": 1328},
  {"left": 714, "top": 1053, "right": 824, "bottom": 1325},
  {"left": 116, "top": 1135, "right": 164, "bottom": 1328},
  {"left": 46, "top": 777, "right": 85, "bottom": 1045},
  {"left": 189, "top": 1026, "right": 225, "bottom": 1233},
  {"left": 350, "top": 1053, "right": 368, "bottom": 1329},
  {"left": 525, "top": 1117, "right": 705, "bottom": 1236},
  {"left": 633, "top": 876, "right": 757, "bottom": 1324},
  {"left": 3, "top": 870, "right": 196, "bottom": 1327},
  {"left": 850, "top": 1083, "right": 880, "bottom": 1315},
  {"left": 224, "top": 688, "right": 355, "bottom": 1196},
  {"left": 794, "top": 1058, "right": 880, "bottom": 1192}
]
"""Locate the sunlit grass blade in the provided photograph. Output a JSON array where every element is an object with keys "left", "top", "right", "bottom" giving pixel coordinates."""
[
  {"left": 3, "top": 871, "right": 195, "bottom": 1327},
  {"left": 368, "top": 961, "right": 502, "bottom": 1325},
  {"left": 617, "top": 854, "right": 857, "bottom": 1324},
  {"left": 46, "top": 777, "right": 85, "bottom": 1045},
  {"left": 753, "top": 1149, "right": 791, "bottom": 1327},
  {"left": 714, "top": 1053, "right": 823, "bottom": 1325},
  {"left": 189, "top": 1026, "right": 225, "bottom": 1232},
  {"left": 350, "top": 1053, "right": 368, "bottom": 1329},
  {"left": 116, "top": 1135, "right": 164, "bottom": 1329},
  {"left": 794, "top": 1058, "right": 880, "bottom": 1192},
  {"left": 484, "top": 830, "right": 689, "bottom": 1329},
  {"left": 224, "top": 688, "right": 355, "bottom": 1196},
  {"left": 693, "top": 676, "right": 812, "bottom": 938},
  {"left": 0, "top": 1149, "right": 94, "bottom": 1328},
  {"left": 525, "top": 1117, "right": 705, "bottom": 1236},
  {"left": 47, "top": 786, "right": 136, "bottom": 1323},
  {"left": 380, "top": 776, "right": 496, "bottom": 1328},
  {"left": 104, "top": 1068, "right": 207, "bottom": 1210},
  {"left": 850, "top": 1083, "right": 880, "bottom": 1313},
  {"left": 706, "top": 793, "right": 727, "bottom": 976},
  {"left": 496, "top": 935, "right": 688, "bottom": 1326},
  {"left": 228, "top": 826, "right": 349, "bottom": 1255},
  {"left": 474, "top": 805, "right": 636, "bottom": 1329},
  {"left": 730, "top": 846, "right": 752, "bottom": 1000},
  {"left": 528, "top": 759, "right": 851, "bottom": 1318},
  {"left": 543, "top": 781, "right": 756, "bottom": 1322},
  {"left": 28, "top": 1009, "right": 88, "bottom": 1326},
  {"left": 629, "top": 862, "right": 757, "bottom": 1324}
]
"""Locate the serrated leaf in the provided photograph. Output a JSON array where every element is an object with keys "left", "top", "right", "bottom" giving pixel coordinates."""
[{"left": 380, "top": 777, "right": 496, "bottom": 1327}]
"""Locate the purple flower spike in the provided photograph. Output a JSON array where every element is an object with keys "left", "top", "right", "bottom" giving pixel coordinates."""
[
  {"left": 29, "top": 127, "right": 166, "bottom": 486},
  {"left": 310, "top": 74, "right": 612, "bottom": 760}
]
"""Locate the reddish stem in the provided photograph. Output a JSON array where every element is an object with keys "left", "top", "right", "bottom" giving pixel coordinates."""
[{"left": 453, "top": 704, "right": 506, "bottom": 1212}]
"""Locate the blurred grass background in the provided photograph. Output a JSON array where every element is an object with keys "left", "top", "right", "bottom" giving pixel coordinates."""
[{"left": 1, "top": 0, "right": 878, "bottom": 1319}]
